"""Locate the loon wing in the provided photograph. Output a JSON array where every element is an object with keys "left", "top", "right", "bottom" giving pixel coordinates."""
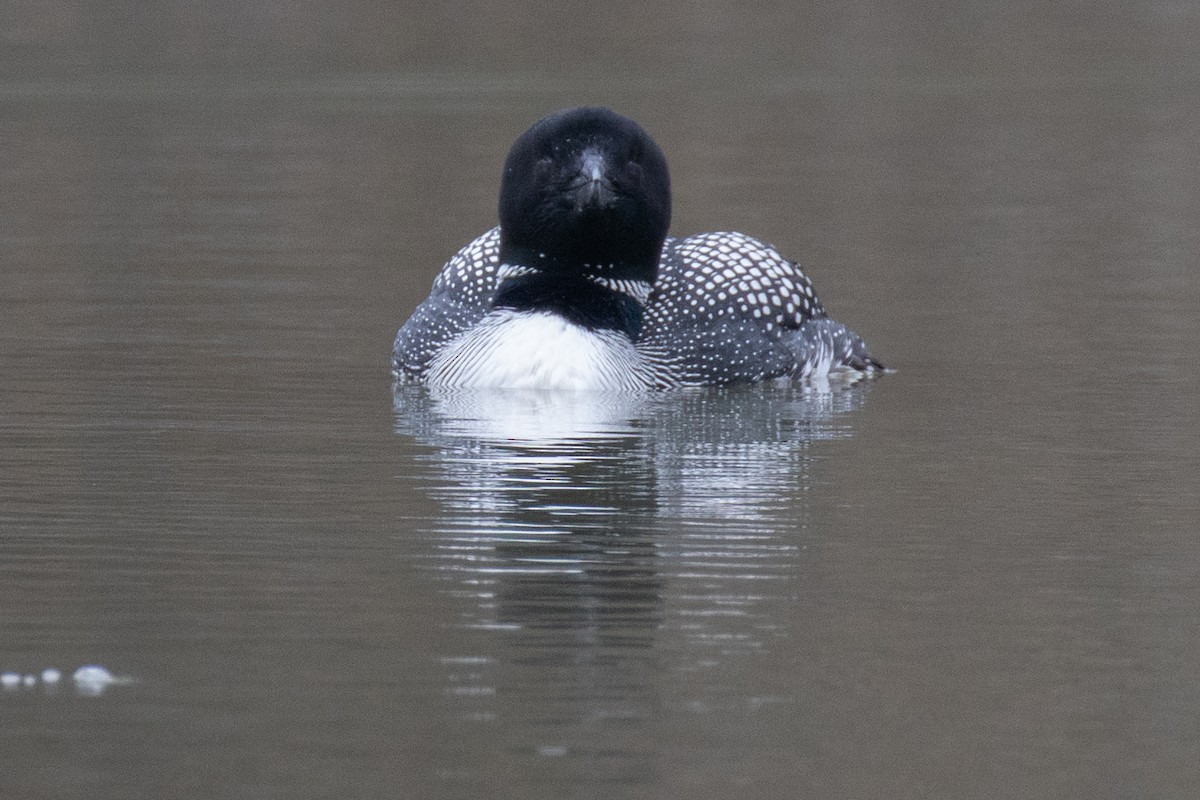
[
  {"left": 392, "top": 228, "right": 502, "bottom": 379},
  {"left": 641, "top": 231, "right": 881, "bottom": 385}
]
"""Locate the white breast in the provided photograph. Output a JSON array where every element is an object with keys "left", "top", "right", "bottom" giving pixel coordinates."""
[{"left": 425, "top": 310, "right": 654, "bottom": 390}]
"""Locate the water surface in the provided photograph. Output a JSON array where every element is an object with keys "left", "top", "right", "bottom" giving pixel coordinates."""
[{"left": 3, "top": 2, "right": 1199, "bottom": 798}]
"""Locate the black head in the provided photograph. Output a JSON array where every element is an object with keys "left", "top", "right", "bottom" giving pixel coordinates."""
[{"left": 497, "top": 107, "right": 671, "bottom": 283}]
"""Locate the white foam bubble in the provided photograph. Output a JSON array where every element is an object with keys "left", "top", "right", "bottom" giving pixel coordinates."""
[{"left": 73, "top": 665, "right": 116, "bottom": 696}]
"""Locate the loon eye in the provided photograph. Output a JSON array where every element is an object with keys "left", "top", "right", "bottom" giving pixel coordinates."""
[
  {"left": 533, "top": 156, "right": 554, "bottom": 181},
  {"left": 626, "top": 160, "right": 644, "bottom": 187}
]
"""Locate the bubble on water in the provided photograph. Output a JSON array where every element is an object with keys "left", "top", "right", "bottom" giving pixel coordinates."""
[
  {"left": 0, "top": 664, "right": 131, "bottom": 696},
  {"left": 73, "top": 665, "right": 116, "bottom": 696}
]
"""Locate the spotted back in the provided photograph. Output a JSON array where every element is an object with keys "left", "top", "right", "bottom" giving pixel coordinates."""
[
  {"left": 649, "top": 231, "right": 825, "bottom": 331},
  {"left": 392, "top": 229, "right": 503, "bottom": 379},
  {"left": 639, "top": 232, "right": 831, "bottom": 385},
  {"left": 429, "top": 226, "right": 503, "bottom": 306}
]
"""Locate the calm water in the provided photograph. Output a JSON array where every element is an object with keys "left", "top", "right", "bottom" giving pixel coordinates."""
[{"left": 3, "top": 2, "right": 1200, "bottom": 798}]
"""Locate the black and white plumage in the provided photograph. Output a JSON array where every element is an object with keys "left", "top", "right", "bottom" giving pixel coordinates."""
[{"left": 392, "top": 107, "right": 884, "bottom": 390}]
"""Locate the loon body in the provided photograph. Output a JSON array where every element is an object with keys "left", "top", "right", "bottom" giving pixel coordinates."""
[{"left": 393, "top": 107, "right": 883, "bottom": 389}]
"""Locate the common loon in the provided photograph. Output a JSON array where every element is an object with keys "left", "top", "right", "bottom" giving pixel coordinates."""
[{"left": 392, "top": 107, "right": 884, "bottom": 389}]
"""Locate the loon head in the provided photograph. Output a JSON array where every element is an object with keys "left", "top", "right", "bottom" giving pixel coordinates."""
[{"left": 497, "top": 107, "right": 671, "bottom": 285}]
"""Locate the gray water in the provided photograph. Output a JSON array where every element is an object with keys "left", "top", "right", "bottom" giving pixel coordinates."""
[{"left": 3, "top": 2, "right": 1200, "bottom": 798}]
